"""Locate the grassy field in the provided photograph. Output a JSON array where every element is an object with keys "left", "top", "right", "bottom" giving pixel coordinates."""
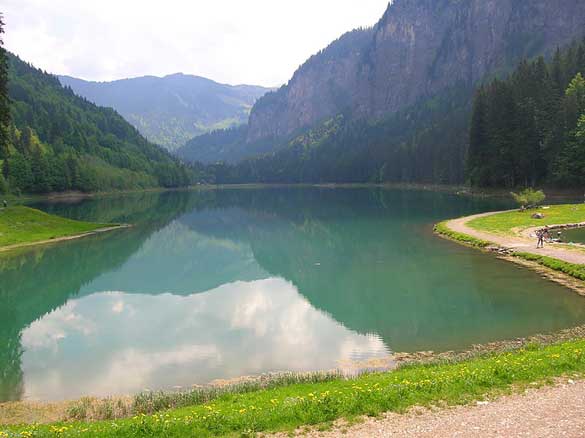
[
  {"left": 467, "top": 204, "right": 585, "bottom": 235},
  {"left": 0, "top": 206, "right": 112, "bottom": 248},
  {"left": 3, "top": 340, "right": 585, "bottom": 437}
]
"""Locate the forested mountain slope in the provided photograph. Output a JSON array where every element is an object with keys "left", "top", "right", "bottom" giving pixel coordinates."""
[
  {"left": 182, "top": 0, "right": 585, "bottom": 185},
  {"left": 1, "top": 53, "right": 192, "bottom": 193},
  {"left": 176, "top": 124, "right": 281, "bottom": 164},
  {"left": 59, "top": 74, "right": 270, "bottom": 151}
]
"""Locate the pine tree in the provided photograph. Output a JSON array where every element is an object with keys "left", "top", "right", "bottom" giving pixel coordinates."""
[
  {"left": 468, "top": 39, "right": 585, "bottom": 188},
  {"left": 467, "top": 87, "right": 489, "bottom": 185},
  {"left": 0, "top": 13, "right": 10, "bottom": 160}
]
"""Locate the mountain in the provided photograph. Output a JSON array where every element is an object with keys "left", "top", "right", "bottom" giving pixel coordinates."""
[
  {"left": 59, "top": 74, "right": 271, "bottom": 151},
  {"left": 2, "top": 53, "right": 192, "bottom": 193},
  {"left": 185, "top": 0, "right": 585, "bottom": 184},
  {"left": 248, "top": 0, "right": 585, "bottom": 144},
  {"left": 175, "top": 124, "right": 279, "bottom": 164}
]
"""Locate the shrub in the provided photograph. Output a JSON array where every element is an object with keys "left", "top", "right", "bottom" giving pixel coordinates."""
[{"left": 510, "top": 188, "right": 546, "bottom": 209}]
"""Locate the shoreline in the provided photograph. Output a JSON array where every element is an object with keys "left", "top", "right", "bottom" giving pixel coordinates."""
[
  {"left": 435, "top": 209, "right": 585, "bottom": 295},
  {"left": 0, "top": 224, "right": 130, "bottom": 254},
  {"left": 7, "top": 183, "right": 585, "bottom": 205},
  {"left": 4, "top": 322, "right": 585, "bottom": 426}
]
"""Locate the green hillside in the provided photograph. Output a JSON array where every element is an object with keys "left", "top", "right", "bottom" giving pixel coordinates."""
[
  {"left": 59, "top": 74, "right": 270, "bottom": 151},
  {"left": 0, "top": 52, "right": 193, "bottom": 194}
]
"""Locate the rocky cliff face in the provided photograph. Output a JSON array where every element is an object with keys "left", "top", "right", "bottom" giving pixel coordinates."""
[
  {"left": 247, "top": 29, "right": 373, "bottom": 142},
  {"left": 247, "top": 0, "right": 585, "bottom": 143}
]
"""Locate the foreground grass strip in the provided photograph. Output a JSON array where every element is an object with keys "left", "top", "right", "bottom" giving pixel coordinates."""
[
  {"left": 4, "top": 340, "right": 585, "bottom": 437},
  {"left": 434, "top": 221, "right": 491, "bottom": 248},
  {"left": 467, "top": 204, "right": 585, "bottom": 235},
  {"left": 0, "top": 206, "right": 112, "bottom": 248},
  {"left": 67, "top": 372, "right": 344, "bottom": 422}
]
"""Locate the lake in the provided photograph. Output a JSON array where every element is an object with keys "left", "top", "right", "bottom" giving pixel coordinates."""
[
  {"left": 2, "top": 187, "right": 585, "bottom": 402},
  {"left": 563, "top": 227, "right": 585, "bottom": 244}
]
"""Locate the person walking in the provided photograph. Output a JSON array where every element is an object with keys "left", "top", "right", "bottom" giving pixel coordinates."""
[{"left": 536, "top": 228, "right": 545, "bottom": 248}]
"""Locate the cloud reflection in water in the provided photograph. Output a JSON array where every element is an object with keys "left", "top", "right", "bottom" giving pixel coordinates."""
[{"left": 21, "top": 278, "right": 388, "bottom": 401}]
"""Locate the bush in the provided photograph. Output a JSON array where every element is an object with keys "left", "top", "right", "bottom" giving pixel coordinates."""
[{"left": 511, "top": 188, "right": 546, "bottom": 209}]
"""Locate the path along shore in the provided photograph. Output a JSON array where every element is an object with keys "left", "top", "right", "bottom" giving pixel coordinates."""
[{"left": 446, "top": 210, "right": 585, "bottom": 265}]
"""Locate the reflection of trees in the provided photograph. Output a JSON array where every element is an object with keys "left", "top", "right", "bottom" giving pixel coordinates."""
[
  {"left": 0, "top": 192, "right": 195, "bottom": 401},
  {"left": 181, "top": 188, "right": 585, "bottom": 352}
]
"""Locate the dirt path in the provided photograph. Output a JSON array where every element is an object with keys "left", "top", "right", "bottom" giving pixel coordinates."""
[
  {"left": 283, "top": 379, "right": 585, "bottom": 437},
  {"left": 446, "top": 211, "right": 585, "bottom": 265}
]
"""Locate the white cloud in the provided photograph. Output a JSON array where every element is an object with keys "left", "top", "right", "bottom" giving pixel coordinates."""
[{"left": 2, "top": 0, "right": 389, "bottom": 86}]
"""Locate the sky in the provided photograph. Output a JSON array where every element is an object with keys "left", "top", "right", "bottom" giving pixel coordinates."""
[{"left": 3, "top": 0, "right": 389, "bottom": 87}]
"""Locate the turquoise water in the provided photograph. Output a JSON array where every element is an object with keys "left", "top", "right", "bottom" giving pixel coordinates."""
[{"left": 2, "top": 188, "right": 585, "bottom": 402}]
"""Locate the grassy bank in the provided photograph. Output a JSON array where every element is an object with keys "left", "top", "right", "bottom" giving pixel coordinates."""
[
  {"left": 468, "top": 204, "right": 585, "bottom": 235},
  {"left": 513, "top": 252, "right": 585, "bottom": 281},
  {"left": 433, "top": 221, "right": 492, "bottom": 248},
  {"left": 3, "top": 340, "right": 585, "bottom": 437},
  {"left": 436, "top": 216, "right": 585, "bottom": 287},
  {"left": 0, "top": 206, "right": 112, "bottom": 249}
]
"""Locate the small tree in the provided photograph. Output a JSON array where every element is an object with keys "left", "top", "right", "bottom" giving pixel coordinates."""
[{"left": 511, "top": 188, "right": 546, "bottom": 209}]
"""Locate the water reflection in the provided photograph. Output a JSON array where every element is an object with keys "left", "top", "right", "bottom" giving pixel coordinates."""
[
  {"left": 22, "top": 280, "right": 388, "bottom": 401},
  {"left": 1, "top": 188, "right": 585, "bottom": 401}
]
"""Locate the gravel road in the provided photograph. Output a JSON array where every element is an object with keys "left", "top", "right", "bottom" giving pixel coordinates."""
[{"left": 278, "top": 379, "right": 585, "bottom": 437}]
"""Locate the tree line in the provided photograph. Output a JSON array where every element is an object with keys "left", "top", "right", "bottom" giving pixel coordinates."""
[
  {"left": 467, "top": 39, "right": 585, "bottom": 188},
  {"left": 207, "top": 83, "right": 471, "bottom": 185}
]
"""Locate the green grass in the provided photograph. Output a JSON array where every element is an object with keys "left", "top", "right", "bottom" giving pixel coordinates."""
[
  {"left": 513, "top": 252, "right": 585, "bottom": 281},
  {"left": 434, "top": 221, "right": 492, "bottom": 248},
  {"left": 468, "top": 204, "right": 585, "bottom": 235},
  {"left": 4, "top": 340, "right": 585, "bottom": 437},
  {"left": 0, "top": 206, "right": 112, "bottom": 248},
  {"left": 66, "top": 372, "right": 344, "bottom": 422},
  {"left": 436, "top": 215, "right": 585, "bottom": 283}
]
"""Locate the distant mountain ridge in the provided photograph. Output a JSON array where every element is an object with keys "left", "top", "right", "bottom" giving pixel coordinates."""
[{"left": 59, "top": 74, "right": 271, "bottom": 150}]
